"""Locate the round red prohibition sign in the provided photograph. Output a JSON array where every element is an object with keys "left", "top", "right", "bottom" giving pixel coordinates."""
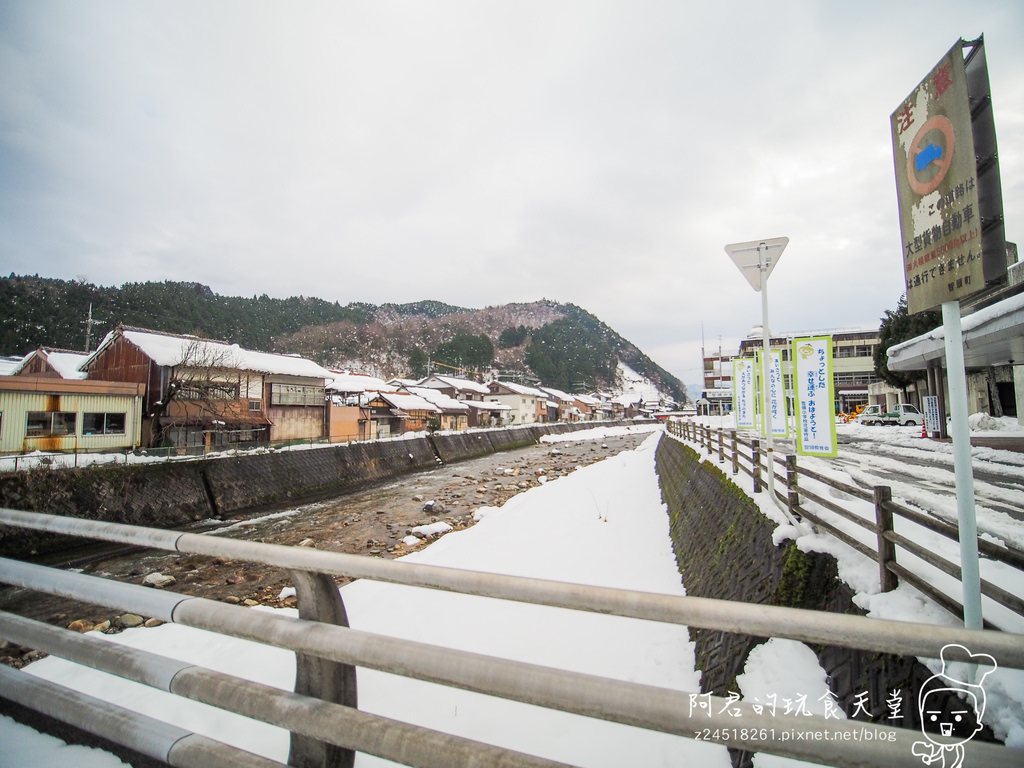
[{"left": 907, "top": 115, "right": 955, "bottom": 196}]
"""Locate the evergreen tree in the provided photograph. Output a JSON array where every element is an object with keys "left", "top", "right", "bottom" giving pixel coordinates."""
[{"left": 873, "top": 295, "right": 941, "bottom": 390}]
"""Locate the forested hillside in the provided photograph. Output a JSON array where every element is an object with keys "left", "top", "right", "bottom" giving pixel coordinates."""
[{"left": 0, "top": 275, "right": 686, "bottom": 402}]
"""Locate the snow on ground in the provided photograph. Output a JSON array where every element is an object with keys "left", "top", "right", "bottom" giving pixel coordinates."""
[
  {"left": 539, "top": 422, "right": 663, "bottom": 444},
  {"left": 684, "top": 414, "right": 1024, "bottom": 755},
  {"left": 8, "top": 430, "right": 730, "bottom": 768}
]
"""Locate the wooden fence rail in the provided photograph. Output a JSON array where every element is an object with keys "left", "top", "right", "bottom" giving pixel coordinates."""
[{"left": 666, "top": 420, "right": 1024, "bottom": 631}]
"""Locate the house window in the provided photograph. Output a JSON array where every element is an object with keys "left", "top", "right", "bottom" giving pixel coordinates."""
[
  {"left": 82, "top": 413, "right": 127, "bottom": 435},
  {"left": 26, "top": 412, "right": 77, "bottom": 437},
  {"left": 271, "top": 384, "right": 324, "bottom": 406},
  {"left": 249, "top": 400, "right": 262, "bottom": 411}
]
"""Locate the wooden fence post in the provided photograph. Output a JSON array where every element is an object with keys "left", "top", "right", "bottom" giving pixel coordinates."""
[
  {"left": 717, "top": 429, "right": 724, "bottom": 463},
  {"left": 730, "top": 431, "right": 738, "bottom": 475},
  {"left": 786, "top": 454, "right": 800, "bottom": 520},
  {"left": 751, "top": 438, "right": 761, "bottom": 493},
  {"left": 873, "top": 486, "right": 898, "bottom": 592}
]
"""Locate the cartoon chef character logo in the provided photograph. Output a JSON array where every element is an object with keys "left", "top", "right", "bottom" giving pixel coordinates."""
[{"left": 911, "top": 643, "right": 996, "bottom": 768}]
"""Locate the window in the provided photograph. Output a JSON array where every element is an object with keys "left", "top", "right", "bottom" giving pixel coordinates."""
[
  {"left": 249, "top": 400, "right": 262, "bottom": 411},
  {"left": 82, "top": 413, "right": 127, "bottom": 436},
  {"left": 270, "top": 384, "right": 325, "bottom": 406},
  {"left": 26, "top": 412, "right": 77, "bottom": 437}
]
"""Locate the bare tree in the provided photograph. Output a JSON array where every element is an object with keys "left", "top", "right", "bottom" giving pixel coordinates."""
[{"left": 150, "top": 339, "right": 248, "bottom": 448}]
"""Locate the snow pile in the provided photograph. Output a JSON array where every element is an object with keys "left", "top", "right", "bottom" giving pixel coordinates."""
[
  {"left": 968, "top": 413, "right": 1023, "bottom": 432},
  {"left": 409, "top": 521, "right": 452, "bottom": 537}
]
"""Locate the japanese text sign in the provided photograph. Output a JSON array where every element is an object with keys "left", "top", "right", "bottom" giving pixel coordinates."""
[
  {"left": 733, "top": 358, "right": 756, "bottom": 430},
  {"left": 758, "top": 349, "right": 788, "bottom": 438},
  {"left": 891, "top": 40, "right": 984, "bottom": 314},
  {"left": 793, "top": 337, "right": 836, "bottom": 457}
]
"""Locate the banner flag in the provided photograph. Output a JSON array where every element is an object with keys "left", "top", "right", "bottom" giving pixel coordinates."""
[
  {"left": 757, "top": 349, "right": 788, "bottom": 438},
  {"left": 793, "top": 337, "right": 837, "bottom": 457},
  {"left": 732, "top": 357, "right": 757, "bottom": 430}
]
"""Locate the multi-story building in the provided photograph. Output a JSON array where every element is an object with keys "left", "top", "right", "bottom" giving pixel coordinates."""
[
  {"left": 701, "top": 348, "right": 734, "bottom": 415},
  {"left": 736, "top": 324, "right": 881, "bottom": 416}
]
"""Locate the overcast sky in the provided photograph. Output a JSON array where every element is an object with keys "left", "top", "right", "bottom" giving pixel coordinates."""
[{"left": 1, "top": 1, "right": 1022, "bottom": 392}]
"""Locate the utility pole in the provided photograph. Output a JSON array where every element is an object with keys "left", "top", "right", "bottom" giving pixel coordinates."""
[{"left": 84, "top": 303, "right": 95, "bottom": 352}]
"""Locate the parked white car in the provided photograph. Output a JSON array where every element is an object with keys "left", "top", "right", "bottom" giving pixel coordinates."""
[{"left": 856, "top": 403, "right": 924, "bottom": 427}]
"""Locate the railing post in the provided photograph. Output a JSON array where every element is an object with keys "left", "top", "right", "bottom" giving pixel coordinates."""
[
  {"left": 730, "top": 431, "right": 738, "bottom": 475},
  {"left": 873, "top": 486, "right": 899, "bottom": 592},
  {"left": 717, "top": 429, "right": 724, "bottom": 464},
  {"left": 704, "top": 425, "right": 712, "bottom": 455},
  {"left": 287, "top": 569, "right": 358, "bottom": 768},
  {"left": 785, "top": 454, "right": 800, "bottom": 520},
  {"left": 752, "top": 438, "right": 761, "bottom": 493}
]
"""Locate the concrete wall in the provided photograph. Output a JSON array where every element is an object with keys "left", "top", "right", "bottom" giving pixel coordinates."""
[
  {"left": 0, "top": 421, "right": 635, "bottom": 557},
  {"left": 653, "top": 434, "right": 993, "bottom": 765}
]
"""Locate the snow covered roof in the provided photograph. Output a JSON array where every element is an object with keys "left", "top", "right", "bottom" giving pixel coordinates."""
[
  {"left": 573, "top": 393, "right": 600, "bottom": 405},
  {"left": 91, "top": 328, "right": 332, "bottom": 380},
  {"left": 375, "top": 391, "right": 441, "bottom": 413},
  {"left": 612, "top": 393, "right": 644, "bottom": 406},
  {"left": 888, "top": 292, "right": 1024, "bottom": 371},
  {"left": 0, "top": 356, "right": 24, "bottom": 376},
  {"left": 14, "top": 349, "right": 89, "bottom": 380},
  {"left": 539, "top": 386, "right": 573, "bottom": 402},
  {"left": 326, "top": 371, "right": 396, "bottom": 394},
  {"left": 408, "top": 386, "right": 470, "bottom": 411},
  {"left": 490, "top": 380, "right": 545, "bottom": 397},
  {"left": 420, "top": 374, "right": 491, "bottom": 395},
  {"left": 465, "top": 399, "right": 511, "bottom": 411}
]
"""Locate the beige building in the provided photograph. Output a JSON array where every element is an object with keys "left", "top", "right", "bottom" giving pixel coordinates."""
[
  {"left": 0, "top": 376, "right": 145, "bottom": 455},
  {"left": 486, "top": 380, "right": 546, "bottom": 425}
]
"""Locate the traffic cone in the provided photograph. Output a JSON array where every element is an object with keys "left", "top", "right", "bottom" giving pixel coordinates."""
[{"left": 921, "top": 421, "right": 927, "bottom": 439}]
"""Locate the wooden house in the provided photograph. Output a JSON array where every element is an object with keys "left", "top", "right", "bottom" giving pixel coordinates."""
[{"left": 82, "top": 327, "right": 331, "bottom": 450}]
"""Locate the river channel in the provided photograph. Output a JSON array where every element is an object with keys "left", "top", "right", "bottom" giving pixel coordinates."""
[{"left": 0, "top": 427, "right": 657, "bottom": 664}]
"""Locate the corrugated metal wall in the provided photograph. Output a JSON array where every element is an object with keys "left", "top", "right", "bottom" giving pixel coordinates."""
[{"left": 0, "top": 392, "right": 142, "bottom": 454}]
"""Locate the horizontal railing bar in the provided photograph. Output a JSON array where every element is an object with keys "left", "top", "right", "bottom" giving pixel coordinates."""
[
  {"left": 884, "top": 531, "right": 1024, "bottom": 617},
  {"left": 4, "top": 606, "right": 1011, "bottom": 766},
  {"left": 0, "top": 665, "right": 284, "bottom": 768},
  {"left": 794, "top": 506, "right": 879, "bottom": 562},
  {"left": 2, "top": 554, "right": 1023, "bottom": 676},
  {"left": 0, "top": 611, "right": 577, "bottom": 768},
  {"left": 887, "top": 562, "right": 1002, "bottom": 631},
  {"left": 797, "top": 465, "right": 874, "bottom": 503},
  {"left": 883, "top": 499, "right": 1024, "bottom": 571},
  {"left": 794, "top": 486, "right": 874, "bottom": 532}
]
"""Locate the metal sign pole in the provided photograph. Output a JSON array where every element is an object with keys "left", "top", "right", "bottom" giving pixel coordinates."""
[
  {"left": 941, "top": 300, "right": 983, "bottom": 630},
  {"left": 759, "top": 243, "right": 777, "bottom": 506}
]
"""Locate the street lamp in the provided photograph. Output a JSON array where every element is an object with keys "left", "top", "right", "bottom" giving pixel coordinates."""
[{"left": 725, "top": 237, "right": 803, "bottom": 530}]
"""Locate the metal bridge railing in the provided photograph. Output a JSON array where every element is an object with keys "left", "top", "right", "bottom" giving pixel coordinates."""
[{"left": 0, "top": 508, "right": 1021, "bottom": 768}]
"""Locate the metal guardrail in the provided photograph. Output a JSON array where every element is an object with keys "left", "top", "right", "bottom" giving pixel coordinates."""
[
  {"left": 0, "top": 508, "right": 1022, "bottom": 767},
  {"left": 667, "top": 421, "right": 1024, "bottom": 631}
]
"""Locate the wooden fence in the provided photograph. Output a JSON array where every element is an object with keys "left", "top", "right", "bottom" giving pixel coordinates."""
[{"left": 667, "top": 420, "right": 1024, "bottom": 632}]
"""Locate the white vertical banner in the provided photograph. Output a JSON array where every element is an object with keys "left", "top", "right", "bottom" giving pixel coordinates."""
[
  {"left": 923, "top": 395, "right": 942, "bottom": 433},
  {"left": 758, "top": 349, "right": 788, "bottom": 438},
  {"left": 732, "top": 358, "right": 756, "bottom": 430},
  {"left": 793, "top": 337, "right": 837, "bottom": 457}
]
